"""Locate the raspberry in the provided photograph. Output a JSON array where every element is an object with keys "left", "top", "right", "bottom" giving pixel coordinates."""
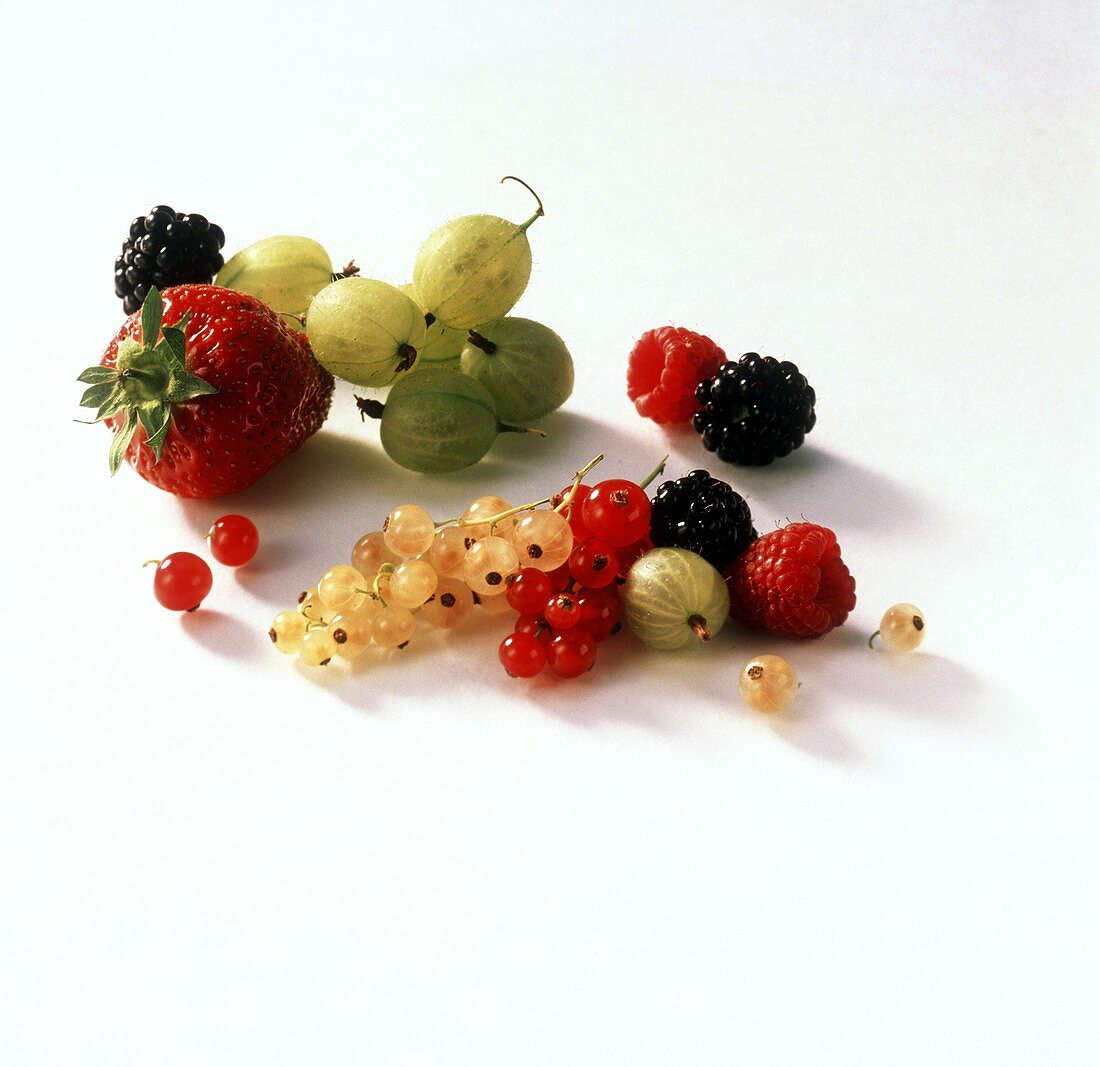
[
  {"left": 725, "top": 522, "right": 856, "bottom": 638},
  {"left": 626, "top": 326, "right": 726, "bottom": 424}
]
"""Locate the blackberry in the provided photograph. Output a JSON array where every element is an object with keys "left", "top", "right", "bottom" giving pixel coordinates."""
[
  {"left": 692, "top": 353, "right": 816, "bottom": 466},
  {"left": 649, "top": 469, "right": 757, "bottom": 571},
  {"left": 114, "top": 205, "right": 226, "bottom": 314}
]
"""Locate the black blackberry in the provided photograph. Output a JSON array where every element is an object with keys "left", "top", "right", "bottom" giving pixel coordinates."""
[
  {"left": 692, "top": 353, "right": 816, "bottom": 466},
  {"left": 649, "top": 469, "right": 757, "bottom": 571},
  {"left": 114, "top": 205, "right": 226, "bottom": 314}
]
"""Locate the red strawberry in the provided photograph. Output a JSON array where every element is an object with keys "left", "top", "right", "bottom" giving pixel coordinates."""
[
  {"left": 78, "top": 286, "right": 334, "bottom": 497},
  {"left": 725, "top": 522, "right": 856, "bottom": 638}
]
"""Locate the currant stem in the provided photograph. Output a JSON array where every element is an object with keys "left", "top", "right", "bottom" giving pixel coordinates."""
[
  {"left": 639, "top": 455, "right": 668, "bottom": 490},
  {"left": 436, "top": 454, "right": 604, "bottom": 532},
  {"left": 141, "top": 559, "right": 162, "bottom": 568},
  {"left": 372, "top": 564, "right": 395, "bottom": 605},
  {"left": 554, "top": 453, "right": 605, "bottom": 515}
]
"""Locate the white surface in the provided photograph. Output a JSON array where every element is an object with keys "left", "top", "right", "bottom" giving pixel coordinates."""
[{"left": 3, "top": 2, "right": 1098, "bottom": 1063}]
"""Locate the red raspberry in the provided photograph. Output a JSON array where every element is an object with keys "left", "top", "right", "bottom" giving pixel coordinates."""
[
  {"left": 626, "top": 326, "right": 727, "bottom": 424},
  {"left": 725, "top": 523, "right": 856, "bottom": 638}
]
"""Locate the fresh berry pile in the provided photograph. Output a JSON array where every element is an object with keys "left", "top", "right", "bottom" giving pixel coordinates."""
[
  {"left": 115, "top": 206, "right": 225, "bottom": 314},
  {"left": 84, "top": 191, "right": 928, "bottom": 723}
]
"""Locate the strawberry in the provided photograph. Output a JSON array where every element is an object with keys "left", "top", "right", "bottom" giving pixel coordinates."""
[{"left": 78, "top": 286, "right": 334, "bottom": 497}]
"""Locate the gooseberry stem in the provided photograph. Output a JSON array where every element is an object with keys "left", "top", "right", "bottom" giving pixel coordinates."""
[
  {"left": 354, "top": 396, "right": 385, "bottom": 422},
  {"left": 331, "top": 260, "right": 360, "bottom": 281},
  {"left": 501, "top": 175, "right": 545, "bottom": 231},
  {"left": 499, "top": 424, "right": 548, "bottom": 437},
  {"left": 467, "top": 330, "right": 497, "bottom": 355},
  {"left": 688, "top": 614, "right": 711, "bottom": 642},
  {"left": 639, "top": 455, "right": 668, "bottom": 491},
  {"left": 868, "top": 630, "right": 881, "bottom": 649}
]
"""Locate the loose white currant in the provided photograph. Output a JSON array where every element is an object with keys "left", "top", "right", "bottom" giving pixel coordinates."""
[
  {"left": 870, "top": 604, "right": 926, "bottom": 652},
  {"left": 739, "top": 654, "right": 799, "bottom": 713}
]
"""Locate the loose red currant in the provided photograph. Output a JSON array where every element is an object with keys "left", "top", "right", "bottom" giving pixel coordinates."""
[
  {"left": 568, "top": 537, "right": 619, "bottom": 589},
  {"left": 207, "top": 514, "right": 260, "bottom": 566},
  {"left": 505, "top": 568, "right": 554, "bottom": 615},
  {"left": 547, "top": 627, "right": 598, "bottom": 678},
  {"left": 499, "top": 632, "right": 547, "bottom": 678},
  {"left": 576, "top": 587, "right": 622, "bottom": 641},
  {"left": 581, "top": 479, "right": 651, "bottom": 547},
  {"left": 545, "top": 591, "right": 582, "bottom": 630},
  {"left": 554, "top": 483, "right": 593, "bottom": 539},
  {"left": 147, "top": 552, "right": 213, "bottom": 611}
]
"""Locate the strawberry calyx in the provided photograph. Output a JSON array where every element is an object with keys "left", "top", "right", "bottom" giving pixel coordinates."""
[{"left": 77, "top": 287, "right": 218, "bottom": 474}]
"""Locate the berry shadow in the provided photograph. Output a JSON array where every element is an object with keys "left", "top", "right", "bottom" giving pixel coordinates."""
[
  {"left": 721, "top": 446, "right": 936, "bottom": 536},
  {"left": 487, "top": 407, "right": 660, "bottom": 482},
  {"left": 180, "top": 609, "right": 264, "bottom": 662}
]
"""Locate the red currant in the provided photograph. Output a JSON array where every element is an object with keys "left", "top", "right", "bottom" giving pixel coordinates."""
[
  {"left": 515, "top": 615, "right": 554, "bottom": 644},
  {"left": 148, "top": 552, "right": 213, "bottom": 611},
  {"left": 499, "top": 632, "right": 547, "bottom": 678},
  {"left": 576, "top": 587, "right": 622, "bottom": 641},
  {"left": 207, "top": 514, "right": 259, "bottom": 566},
  {"left": 547, "top": 627, "right": 597, "bottom": 678},
  {"left": 545, "top": 561, "right": 573, "bottom": 592},
  {"left": 581, "top": 479, "right": 651, "bottom": 547},
  {"left": 568, "top": 537, "right": 619, "bottom": 589},
  {"left": 505, "top": 568, "right": 553, "bottom": 615},
  {"left": 545, "top": 592, "right": 582, "bottom": 630}
]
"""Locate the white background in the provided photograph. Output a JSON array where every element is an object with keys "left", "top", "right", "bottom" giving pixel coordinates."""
[{"left": 2, "top": 1, "right": 1098, "bottom": 1063}]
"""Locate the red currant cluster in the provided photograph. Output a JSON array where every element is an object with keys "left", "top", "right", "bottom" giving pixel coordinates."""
[{"left": 498, "top": 476, "right": 654, "bottom": 680}]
